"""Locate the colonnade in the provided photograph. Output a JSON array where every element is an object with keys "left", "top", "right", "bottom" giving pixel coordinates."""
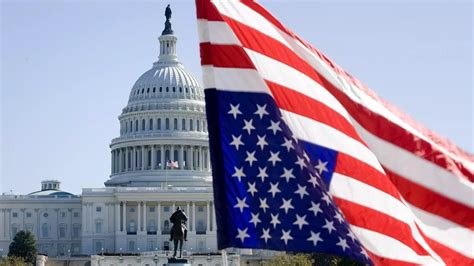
[
  {"left": 111, "top": 145, "right": 210, "bottom": 174},
  {"left": 110, "top": 200, "right": 215, "bottom": 234}
]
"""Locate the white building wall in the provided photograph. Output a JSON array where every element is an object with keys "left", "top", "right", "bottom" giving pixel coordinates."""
[{"left": 0, "top": 195, "right": 82, "bottom": 257}]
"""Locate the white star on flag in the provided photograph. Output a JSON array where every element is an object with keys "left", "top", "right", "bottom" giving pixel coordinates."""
[
  {"left": 260, "top": 228, "right": 271, "bottom": 243},
  {"left": 254, "top": 104, "right": 269, "bottom": 119},
  {"left": 230, "top": 135, "right": 244, "bottom": 150},
  {"left": 307, "top": 231, "right": 323, "bottom": 246},
  {"left": 322, "top": 219, "right": 336, "bottom": 234},
  {"left": 280, "top": 167, "right": 295, "bottom": 182},
  {"left": 315, "top": 159, "right": 328, "bottom": 175},
  {"left": 236, "top": 227, "right": 250, "bottom": 243},
  {"left": 270, "top": 213, "right": 281, "bottom": 229},
  {"left": 336, "top": 237, "right": 350, "bottom": 251},
  {"left": 245, "top": 151, "right": 257, "bottom": 166},
  {"left": 280, "top": 229, "right": 293, "bottom": 245},
  {"left": 247, "top": 182, "right": 258, "bottom": 196},
  {"left": 234, "top": 197, "right": 249, "bottom": 213},
  {"left": 268, "top": 182, "right": 281, "bottom": 198},
  {"left": 294, "top": 184, "right": 309, "bottom": 199},
  {"left": 268, "top": 151, "right": 282, "bottom": 166},
  {"left": 228, "top": 104, "right": 242, "bottom": 119},
  {"left": 249, "top": 212, "right": 262, "bottom": 227},
  {"left": 280, "top": 198, "right": 294, "bottom": 214},
  {"left": 257, "top": 166, "right": 268, "bottom": 182},
  {"left": 267, "top": 120, "right": 282, "bottom": 135},
  {"left": 231, "top": 166, "right": 246, "bottom": 182},
  {"left": 243, "top": 119, "right": 255, "bottom": 135},
  {"left": 293, "top": 214, "right": 309, "bottom": 230}
]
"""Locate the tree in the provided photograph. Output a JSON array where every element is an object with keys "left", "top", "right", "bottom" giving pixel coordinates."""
[
  {"left": 263, "top": 253, "right": 364, "bottom": 266},
  {"left": 263, "top": 253, "right": 313, "bottom": 266},
  {"left": 7, "top": 231, "right": 37, "bottom": 265}
]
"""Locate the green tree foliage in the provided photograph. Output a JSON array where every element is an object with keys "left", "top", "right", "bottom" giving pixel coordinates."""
[
  {"left": 7, "top": 231, "right": 37, "bottom": 265},
  {"left": 0, "top": 256, "right": 28, "bottom": 266},
  {"left": 263, "top": 253, "right": 365, "bottom": 266},
  {"left": 263, "top": 253, "right": 313, "bottom": 266}
]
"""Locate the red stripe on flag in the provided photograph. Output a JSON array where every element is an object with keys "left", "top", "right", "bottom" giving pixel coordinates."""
[
  {"left": 367, "top": 250, "right": 419, "bottom": 266},
  {"left": 385, "top": 168, "right": 474, "bottom": 229},
  {"left": 196, "top": 0, "right": 224, "bottom": 21},
  {"left": 266, "top": 80, "right": 366, "bottom": 145},
  {"left": 415, "top": 224, "right": 473, "bottom": 265},
  {"left": 335, "top": 197, "right": 430, "bottom": 256},
  {"left": 200, "top": 43, "right": 254, "bottom": 69},
  {"left": 335, "top": 153, "right": 402, "bottom": 201}
]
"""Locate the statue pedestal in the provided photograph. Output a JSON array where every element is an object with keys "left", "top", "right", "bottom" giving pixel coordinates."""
[{"left": 167, "top": 258, "right": 190, "bottom": 266}]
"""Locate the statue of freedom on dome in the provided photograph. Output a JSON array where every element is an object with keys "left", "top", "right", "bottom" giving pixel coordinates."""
[
  {"left": 162, "top": 4, "right": 174, "bottom": 35},
  {"left": 165, "top": 4, "right": 172, "bottom": 20}
]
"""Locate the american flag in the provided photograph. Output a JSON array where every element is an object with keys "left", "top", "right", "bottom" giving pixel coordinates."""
[
  {"left": 166, "top": 160, "right": 179, "bottom": 169},
  {"left": 196, "top": 0, "right": 473, "bottom": 265}
]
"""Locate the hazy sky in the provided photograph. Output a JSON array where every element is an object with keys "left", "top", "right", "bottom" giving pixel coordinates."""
[{"left": 1, "top": 0, "right": 472, "bottom": 195}]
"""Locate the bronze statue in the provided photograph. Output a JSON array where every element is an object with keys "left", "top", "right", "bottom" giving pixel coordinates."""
[
  {"left": 162, "top": 4, "right": 174, "bottom": 35},
  {"left": 169, "top": 206, "right": 188, "bottom": 258},
  {"left": 165, "top": 4, "right": 172, "bottom": 20}
]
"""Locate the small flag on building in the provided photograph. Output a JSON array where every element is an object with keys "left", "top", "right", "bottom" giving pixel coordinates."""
[{"left": 166, "top": 160, "right": 179, "bottom": 169}]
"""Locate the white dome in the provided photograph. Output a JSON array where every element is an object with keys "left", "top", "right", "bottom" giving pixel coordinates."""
[
  {"left": 128, "top": 62, "right": 202, "bottom": 103},
  {"left": 106, "top": 15, "right": 211, "bottom": 188}
]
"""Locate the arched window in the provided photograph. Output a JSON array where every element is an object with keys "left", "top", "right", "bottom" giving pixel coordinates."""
[
  {"left": 42, "top": 223, "right": 49, "bottom": 238},
  {"left": 179, "top": 87, "right": 182, "bottom": 92},
  {"left": 157, "top": 118, "right": 161, "bottom": 130},
  {"left": 159, "top": 87, "right": 162, "bottom": 92},
  {"left": 190, "top": 119, "right": 193, "bottom": 131},
  {"left": 142, "top": 119, "right": 146, "bottom": 131},
  {"left": 173, "top": 87, "right": 176, "bottom": 92},
  {"left": 147, "top": 88, "right": 150, "bottom": 93},
  {"left": 165, "top": 118, "right": 169, "bottom": 130},
  {"left": 197, "top": 120, "right": 200, "bottom": 131},
  {"left": 149, "top": 119, "right": 153, "bottom": 130},
  {"left": 185, "top": 87, "right": 189, "bottom": 93},
  {"left": 174, "top": 119, "right": 178, "bottom": 130},
  {"left": 182, "top": 119, "right": 186, "bottom": 130},
  {"left": 135, "top": 120, "right": 138, "bottom": 131},
  {"left": 141, "top": 88, "right": 144, "bottom": 94},
  {"left": 153, "top": 87, "right": 156, "bottom": 93},
  {"left": 130, "top": 121, "right": 133, "bottom": 132},
  {"left": 165, "top": 150, "right": 170, "bottom": 162},
  {"left": 166, "top": 87, "right": 169, "bottom": 92}
]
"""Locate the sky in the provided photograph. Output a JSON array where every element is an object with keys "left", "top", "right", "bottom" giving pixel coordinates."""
[{"left": 1, "top": 0, "right": 472, "bottom": 195}]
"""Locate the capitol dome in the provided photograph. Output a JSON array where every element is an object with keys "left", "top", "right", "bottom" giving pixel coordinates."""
[{"left": 105, "top": 10, "right": 211, "bottom": 188}]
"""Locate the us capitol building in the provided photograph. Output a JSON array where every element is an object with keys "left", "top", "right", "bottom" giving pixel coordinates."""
[{"left": 0, "top": 8, "right": 247, "bottom": 265}]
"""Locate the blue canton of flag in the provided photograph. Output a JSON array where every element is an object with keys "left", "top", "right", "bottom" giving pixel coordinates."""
[{"left": 205, "top": 90, "right": 370, "bottom": 264}]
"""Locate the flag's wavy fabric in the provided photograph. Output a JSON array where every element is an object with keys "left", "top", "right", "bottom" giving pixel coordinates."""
[{"left": 196, "top": 0, "right": 473, "bottom": 265}]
